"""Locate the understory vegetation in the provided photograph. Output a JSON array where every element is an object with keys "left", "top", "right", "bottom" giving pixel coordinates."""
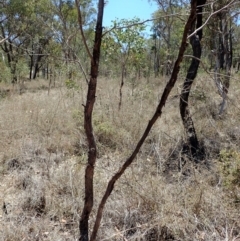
[
  {"left": 1, "top": 0, "right": 240, "bottom": 240},
  {"left": 0, "top": 73, "right": 240, "bottom": 240}
]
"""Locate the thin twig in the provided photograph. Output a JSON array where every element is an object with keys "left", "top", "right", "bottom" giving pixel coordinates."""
[
  {"left": 102, "top": 14, "right": 187, "bottom": 37},
  {"left": 75, "top": 0, "right": 93, "bottom": 63}
]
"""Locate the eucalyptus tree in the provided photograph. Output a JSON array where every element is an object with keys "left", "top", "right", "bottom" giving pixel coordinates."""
[
  {"left": 233, "top": 23, "right": 240, "bottom": 72},
  {"left": 51, "top": 0, "right": 96, "bottom": 79},
  {"left": 0, "top": 0, "right": 30, "bottom": 82},
  {"left": 27, "top": 0, "right": 54, "bottom": 79},
  {"left": 0, "top": 0, "right": 54, "bottom": 81},
  {"left": 151, "top": 0, "right": 187, "bottom": 76},
  {"left": 198, "top": 0, "right": 240, "bottom": 114},
  {"left": 179, "top": 0, "right": 240, "bottom": 163},
  {"left": 102, "top": 18, "right": 146, "bottom": 109},
  {"left": 210, "top": 0, "right": 237, "bottom": 114},
  {"left": 179, "top": 0, "right": 206, "bottom": 164}
]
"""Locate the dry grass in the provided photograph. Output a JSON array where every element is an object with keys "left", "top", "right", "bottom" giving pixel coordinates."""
[{"left": 0, "top": 72, "right": 240, "bottom": 240}]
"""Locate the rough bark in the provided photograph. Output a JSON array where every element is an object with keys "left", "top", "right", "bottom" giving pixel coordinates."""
[
  {"left": 78, "top": 0, "right": 104, "bottom": 241},
  {"left": 89, "top": 1, "right": 198, "bottom": 240},
  {"left": 179, "top": 0, "right": 206, "bottom": 162}
]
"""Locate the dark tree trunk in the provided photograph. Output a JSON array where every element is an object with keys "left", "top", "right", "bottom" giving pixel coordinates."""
[
  {"left": 180, "top": 35, "right": 201, "bottom": 162},
  {"left": 29, "top": 41, "right": 34, "bottom": 80},
  {"left": 33, "top": 40, "right": 48, "bottom": 79},
  {"left": 118, "top": 63, "right": 126, "bottom": 110},
  {"left": 219, "top": 14, "right": 225, "bottom": 70},
  {"left": 29, "top": 56, "right": 34, "bottom": 80},
  {"left": 179, "top": 0, "right": 206, "bottom": 162},
  {"left": 33, "top": 55, "right": 42, "bottom": 79},
  {"left": 77, "top": 0, "right": 104, "bottom": 241}
]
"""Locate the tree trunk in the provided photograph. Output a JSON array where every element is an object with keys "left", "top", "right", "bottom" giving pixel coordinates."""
[
  {"left": 179, "top": 0, "right": 206, "bottom": 163},
  {"left": 213, "top": 8, "right": 233, "bottom": 115},
  {"left": 77, "top": 0, "right": 104, "bottom": 240},
  {"left": 29, "top": 40, "right": 34, "bottom": 80},
  {"left": 118, "top": 63, "right": 126, "bottom": 110},
  {"left": 218, "top": 12, "right": 232, "bottom": 114},
  {"left": 29, "top": 55, "right": 34, "bottom": 80}
]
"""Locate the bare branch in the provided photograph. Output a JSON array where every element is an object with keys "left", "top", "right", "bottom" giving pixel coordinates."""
[
  {"left": 75, "top": 0, "right": 93, "bottom": 63},
  {"left": 102, "top": 14, "right": 187, "bottom": 37},
  {"left": 0, "top": 37, "right": 8, "bottom": 44},
  {"left": 183, "top": 54, "right": 240, "bottom": 112},
  {"left": 188, "top": 0, "right": 238, "bottom": 39}
]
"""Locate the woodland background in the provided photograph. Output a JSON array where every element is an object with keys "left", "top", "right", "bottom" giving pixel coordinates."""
[{"left": 0, "top": 0, "right": 240, "bottom": 240}]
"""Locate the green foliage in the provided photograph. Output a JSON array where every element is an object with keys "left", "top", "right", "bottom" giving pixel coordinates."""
[
  {"left": 0, "top": 62, "right": 11, "bottom": 83},
  {"left": 58, "top": 0, "right": 78, "bottom": 27},
  {"left": 218, "top": 149, "right": 240, "bottom": 203},
  {"left": 65, "top": 79, "right": 79, "bottom": 90},
  {"left": 72, "top": 109, "right": 125, "bottom": 150},
  {"left": 94, "top": 118, "right": 117, "bottom": 148},
  {"left": 93, "top": 115, "right": 130, "bottom": 151},
  {"left": 191, "top": 89, "right": 207, "bottom": 102},
  {"left": 151, "top": 4, "right": 186, "bottom": 50},
  {"left": 0, "top": 0, "right": 55, "bottom": 81},
  {"left": 15, "top": 59, "right": 29, "bottom": 79},
  {"left": 0, "top": 0, "right": 239, "bottom": 81},
  {"left": 102, "top": 18, "right": 147, "bottom": 76},
  {"left": 150, "top": 2, "right": 188, "bottom": 76},
  {"left": 111, "top": 18, "right": 146, "bottom": 46}
]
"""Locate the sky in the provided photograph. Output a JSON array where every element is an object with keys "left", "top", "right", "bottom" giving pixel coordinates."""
[{"left": 103, "top": 0, "right": 158, "bottom": 35}]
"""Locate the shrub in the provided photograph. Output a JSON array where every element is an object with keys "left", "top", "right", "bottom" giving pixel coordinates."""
[
  {"left": 218, "top": 149, "right": 240, "bottom": 203},
  {"left": 65, "top": 79, "right": 79, "bottom": 90},
  {"left": 0, "top": 61, "right": 11, "bottom": 83}
]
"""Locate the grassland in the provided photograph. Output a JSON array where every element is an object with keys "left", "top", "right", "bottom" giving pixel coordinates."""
[{"left": 0, "top": 73, "right": 240, "bottom": 240}]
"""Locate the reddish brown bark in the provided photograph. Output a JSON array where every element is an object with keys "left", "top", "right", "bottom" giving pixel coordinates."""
[{"left": 77, "top": 0, "right": 104, "bottom": 241}]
